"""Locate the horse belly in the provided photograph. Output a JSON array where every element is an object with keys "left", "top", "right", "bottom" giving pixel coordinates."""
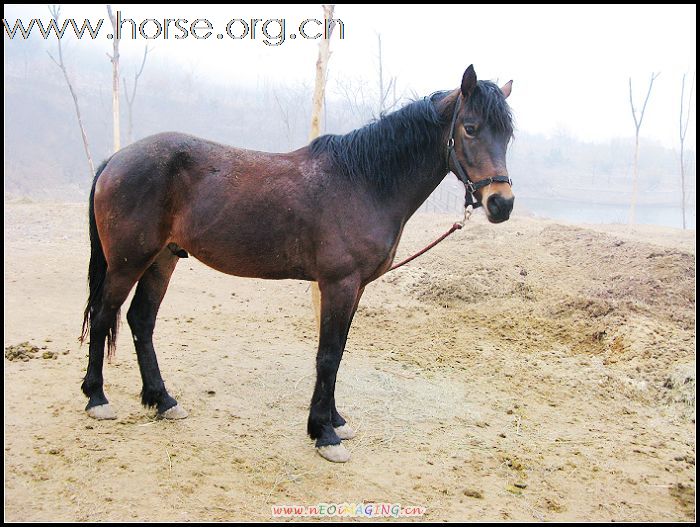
[
  {"left": 189, "top": 244, "right": 311, "bottom": 280},
  {"left": 174, "top": 210, "right": 313, "bottom": 280}
]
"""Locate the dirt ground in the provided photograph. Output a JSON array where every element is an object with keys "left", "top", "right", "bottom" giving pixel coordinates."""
[{"left": 4, "top": 202, "right": 696, "bottom": 521}]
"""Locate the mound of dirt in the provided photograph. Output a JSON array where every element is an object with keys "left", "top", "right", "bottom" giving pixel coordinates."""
[{"left": 381, "top": 217, "right": 695, "bottom": 409}]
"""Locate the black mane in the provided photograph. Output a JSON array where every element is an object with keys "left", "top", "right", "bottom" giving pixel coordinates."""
[
  {"left": 310, "top": 81, "right": 512, "bottom": 197},
  {"left": 310, "top": 93, "right": 447, "bottom": 197}
]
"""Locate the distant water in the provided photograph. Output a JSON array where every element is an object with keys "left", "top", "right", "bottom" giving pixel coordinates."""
[{"left": 518, "top": 197, "right": 696, "bottom": 229}]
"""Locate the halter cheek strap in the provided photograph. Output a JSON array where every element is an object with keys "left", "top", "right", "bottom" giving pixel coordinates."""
[{"left": 447, "top": 94, "right": 512, "bottom": 209}]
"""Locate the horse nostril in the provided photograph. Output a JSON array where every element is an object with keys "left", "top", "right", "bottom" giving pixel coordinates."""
[
  {"left": 487, "top": 195, "right": 501, "bottom": 216},
  {"left": 487, "top": 194, "right": 514, "bottom": 220}
]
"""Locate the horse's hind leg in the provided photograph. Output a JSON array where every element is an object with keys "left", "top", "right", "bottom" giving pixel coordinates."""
[
  {"left": 126, "top": 248, "right": 186, "bottom": 419},
  {"left": 82, "top": 269, "right": 143, "bottom": 419}
]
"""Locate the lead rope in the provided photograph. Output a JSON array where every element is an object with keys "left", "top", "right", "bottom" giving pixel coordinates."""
[{"left": 389, "top": 206, "right": 471, "bottom": 272}]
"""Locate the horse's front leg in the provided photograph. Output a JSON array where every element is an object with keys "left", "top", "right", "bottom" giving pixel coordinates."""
[
  {"left": 330, "top": 285, "right": 364, "bottom": 441},
  {"left": 307, "top": 275, "right": 361, "bottom": 463}
]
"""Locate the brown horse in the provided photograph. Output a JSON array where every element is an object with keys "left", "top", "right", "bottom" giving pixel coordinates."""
[{"left": 80, "top": 65, "right": 514, "bottom": 462}]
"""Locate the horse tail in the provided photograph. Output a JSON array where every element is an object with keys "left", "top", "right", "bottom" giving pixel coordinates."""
[{"left": 79, "top": 158, "right": 119, "bottom": 357}]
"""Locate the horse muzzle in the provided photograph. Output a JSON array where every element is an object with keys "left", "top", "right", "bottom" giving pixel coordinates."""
[{"left": 486, "top": 193, "right": 514, "bottom": 223}]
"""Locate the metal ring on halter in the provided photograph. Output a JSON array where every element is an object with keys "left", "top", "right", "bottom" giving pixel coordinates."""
[
  {"left": 461, "top": 205, "right": 472, "bottom": 224},
  {"left": 450, "top": 202, "right": 473, "bottom": 230}
]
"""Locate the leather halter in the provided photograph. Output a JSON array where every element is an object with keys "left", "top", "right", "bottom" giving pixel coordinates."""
[{"left": 447, "top": 93, "right": 512, "bottom": 209}]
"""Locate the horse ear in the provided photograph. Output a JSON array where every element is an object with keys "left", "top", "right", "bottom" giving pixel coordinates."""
[
  {"left": 461, "top": 65, "right": 477, "bottom": 98},
  {"left": 501, "top": 80, "right": 513, "bottom": 99}
]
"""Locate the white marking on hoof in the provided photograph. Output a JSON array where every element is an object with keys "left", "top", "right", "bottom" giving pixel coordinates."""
[
  {"left": 86, "top": 404, "right": 117, "bottom": 420},
  {"left": 317, "top": 443, "right": 351, "bottom": 463},
  {"left": 159, "top": 404, "right": 188, "bottom": 420},
  {"left": 334, "top": 424, "right": 356, "bottom": 440}
]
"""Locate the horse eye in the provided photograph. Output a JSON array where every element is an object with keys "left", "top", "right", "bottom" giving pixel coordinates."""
[{"left": 464, "top": 125, "right": 476, "bottom": 137}]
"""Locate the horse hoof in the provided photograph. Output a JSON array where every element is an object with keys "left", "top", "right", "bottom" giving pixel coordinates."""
[
  {"left": 316, "top": 443, "right": 351, "bottom": 463},
  {"left": 86, "top": 404, "right": 117, "bottom": 420},
  {"left": 159, "top": 404, "right": 188, "bottom": 420},
  {"left": 334, "top": 424, "right": 356, "bottom": 440}
]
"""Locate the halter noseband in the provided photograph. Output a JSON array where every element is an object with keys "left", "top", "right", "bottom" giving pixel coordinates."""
[{"left": 447, "top": 93, "right": 512, "bottom": 209}]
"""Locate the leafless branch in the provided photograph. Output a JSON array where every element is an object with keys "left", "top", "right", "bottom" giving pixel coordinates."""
[
  {"left": 629, "top": 72, "right": 661, "bottom": 132},
  {"left": 46, "top": 4, "right": 95, "bottom": 177},
  {"left": 123, "top": 46, "right": 152, "bottom": 144}
]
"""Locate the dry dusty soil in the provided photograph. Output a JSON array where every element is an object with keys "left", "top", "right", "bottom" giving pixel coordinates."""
[{"left": 4, "top": 202, "right": 696, "bottom": 521}]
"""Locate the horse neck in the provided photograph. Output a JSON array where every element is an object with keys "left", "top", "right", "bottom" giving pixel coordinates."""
[
  {"left": 378, "top": 92, "right": 458, "bottom": 223},
  {"left": 383, "top": 157, "right": 449, "bottom": 223},
  {"left": 364, "top": 116, "right": 451, "bottom": 223}
]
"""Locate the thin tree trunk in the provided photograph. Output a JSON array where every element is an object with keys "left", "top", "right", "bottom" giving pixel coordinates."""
[
  {"left": 123, "top": 78, "right": 133, "bottom": 145},
  {"left": 308, "top": 5, "right": 335, "bottom": 141},
  {"left": 679, "top": 72, "right": 695, "bottom": 230},
  {"left": 628, "top": 73, "right": 659, "bottom": 224},
  {"left": 378, "top": 33, "right": 384, "bottom": 115},
  {"left": 309, "top": 4, "right": 336, "bottom": 329},
  {"left": 107, "top": 5, "right": 120, "bottom": 153},
  {"left": 680, "top": 147, "right": 686, "bottom": 229},
  {"left": 630, "top": 132, "right": 640, "bottom": 224},
  {"left": 376, "top": 33, "right": 398, "bottom": 116},
  {"left": 123, "top": 46, "right": 150, "bottom": 145},
  {"left": 47, "top": 5, "right": 94, "bottom": 177}
]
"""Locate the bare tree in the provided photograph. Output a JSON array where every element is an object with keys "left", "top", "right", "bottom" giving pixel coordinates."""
[
  {"left": 46, "top": 5, "right": 95, "bottom": 177},
  {"left": 628, "top": 72, "right": 660, "bottom": 224},
  {"left": 332, "top": 76, "right": 372, "bottom": 124},
  {"left": 308, "top": 5, "right": 336, "bottom": 140},
  {"left": 678, "top": 72, "right": 695, "bottom": 230},
  {"left": 377, "top": 33, "right": 400, "bottom": 115},
  {"left": 309, "top": 4, "right": 337, "bottom": 328},
  {"left": 266, "top": 79, "right": 312, "bottom": 149},
  {"left": 273, "top": 89, "right": 293, "bottom": 149},
  {"left": 106, "top": 5, "right": 121, "bottom": 152},
  {"left": 122, "top": 45, "right": 151, "bottom": 145}
]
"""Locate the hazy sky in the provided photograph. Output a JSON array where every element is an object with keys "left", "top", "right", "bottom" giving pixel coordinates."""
[{"left": 5, "top": 4, "right": 697, "bottom": 147}]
